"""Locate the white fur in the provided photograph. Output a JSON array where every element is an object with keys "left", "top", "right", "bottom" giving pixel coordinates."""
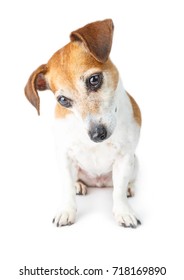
[{"left": 53, "top": 79, "right": 141, "bottom": 227}]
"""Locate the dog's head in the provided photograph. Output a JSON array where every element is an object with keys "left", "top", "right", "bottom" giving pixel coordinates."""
[{"left": 25, "top": 19, "right": 119, "bottom": 143}]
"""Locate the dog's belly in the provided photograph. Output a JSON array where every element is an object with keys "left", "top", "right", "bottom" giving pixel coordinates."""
[
  {"left": 78, "top": 168, "right": 113, "bottom": 187},
  {"left": 68, "top": 141, "right": 117, "bottom": 187}
]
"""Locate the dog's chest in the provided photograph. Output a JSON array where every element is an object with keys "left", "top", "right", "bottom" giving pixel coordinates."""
[{"left": 68, "top": 140, "right": 118, "bottom": 177}]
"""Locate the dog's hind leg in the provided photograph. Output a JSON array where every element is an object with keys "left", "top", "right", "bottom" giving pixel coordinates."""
[
  {"left": 127, "top": 155, "right": 138, "bottom": 197},
  {"left": 127, "top": 182, "right": 135, "bottom": 197},
  {"left": 75, "top": 180, "right": 88, "bottom": 195}
]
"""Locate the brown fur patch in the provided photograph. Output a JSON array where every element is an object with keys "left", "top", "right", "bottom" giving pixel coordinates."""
[
  {"left": 55, "top": 103, "right": 72, "bottom": 119},
  {"left": 46, "top": 41, "right": 118, "bottom": 92},
  {"left": 45, "top": 41, "right": 119, "bottom": 120},
  {"left": 127, "top": 92, "right": 142, "bottom": 126},
  {"left": 70, "top": 19, "right": 114, "bottom": 63}
]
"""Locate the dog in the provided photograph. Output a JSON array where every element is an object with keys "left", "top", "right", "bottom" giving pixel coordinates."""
[{"left": 25, "top": 19, "right": 141, "bottom": 228}]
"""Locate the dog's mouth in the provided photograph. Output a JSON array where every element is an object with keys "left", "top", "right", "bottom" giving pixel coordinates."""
[{"left": 88, "top": 124, "right": 111, "bottom": 143}]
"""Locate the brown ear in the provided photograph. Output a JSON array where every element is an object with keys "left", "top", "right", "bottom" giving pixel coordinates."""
[
  {"left": 24, "top": 64, "right": 49, "bottom": 115},
  {"left": 70, "top": 19, "right": 114, "bottom": 63}
]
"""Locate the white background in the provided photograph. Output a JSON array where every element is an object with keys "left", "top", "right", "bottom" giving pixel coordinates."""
[{"left": 0, "top": 0, "right": 184, "bottom": 279}]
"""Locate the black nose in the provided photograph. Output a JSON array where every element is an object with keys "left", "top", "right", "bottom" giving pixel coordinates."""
[{"left": 88, "top": 125, "right": 107, "bottom": 143}]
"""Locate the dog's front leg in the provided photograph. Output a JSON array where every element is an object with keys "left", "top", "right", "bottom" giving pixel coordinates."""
[
  {"left": 53, "top": 153, "right": 77, "bottom": 227},
  {"left": 112, "top": 153, "right": 140, "bottom": 228}
]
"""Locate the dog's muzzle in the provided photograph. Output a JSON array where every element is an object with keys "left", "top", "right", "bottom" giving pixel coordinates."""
[{"left": 88, "top": 124, "right": 108, "bottom": 143}]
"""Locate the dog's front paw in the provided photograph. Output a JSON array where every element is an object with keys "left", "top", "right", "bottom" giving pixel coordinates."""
[
  {"left": 53, "top": 208, "right": 76, "bottom": 227},
  {"left": 113, "top": 207, "right": 141, "bottom": 228}
]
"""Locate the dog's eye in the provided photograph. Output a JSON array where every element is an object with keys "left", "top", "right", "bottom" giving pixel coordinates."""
[
  {"left": 86, "top": 73, "right": 103, "bottom": 91},
  {"left": 57, "top": 95, "right": 72, "bottom": 108}
]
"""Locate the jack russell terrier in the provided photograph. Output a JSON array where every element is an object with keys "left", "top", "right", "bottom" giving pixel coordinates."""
[{"left": 25, "top": 19, "right": 141, "bottom": 228}]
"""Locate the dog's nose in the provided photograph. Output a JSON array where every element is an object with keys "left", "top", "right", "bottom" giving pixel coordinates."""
[{"left": 88, "top": 125, "right": 107, "bottom": 143}]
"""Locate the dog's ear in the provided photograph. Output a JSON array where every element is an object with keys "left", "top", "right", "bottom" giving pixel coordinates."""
[
  {"left": 70, "top": 19, "right": 114, "bottom": 63},
  {"left": 24, "top": 64, "right": 49, "bottom": 115}
]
